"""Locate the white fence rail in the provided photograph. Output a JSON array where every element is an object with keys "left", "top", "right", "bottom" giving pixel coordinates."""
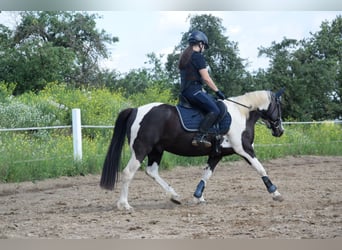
[
  {"left": 0, "top": 125, "right": 72, "bottom": 131},
  {"left": 0, "top": 108, "right": 341, "bottom": 162}
]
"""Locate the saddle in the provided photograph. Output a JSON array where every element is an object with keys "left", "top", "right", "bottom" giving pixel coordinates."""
[{"left": 176, "top": 95, "right": 231, "bottom": 135}]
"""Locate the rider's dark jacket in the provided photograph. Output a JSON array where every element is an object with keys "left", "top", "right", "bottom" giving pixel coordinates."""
[{"left": 179, "top": 51, "right": 220, "bottom": 116}]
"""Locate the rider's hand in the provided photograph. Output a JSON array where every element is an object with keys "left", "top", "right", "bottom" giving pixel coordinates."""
[{"left": 215, "top": 90, "right": 226, "bottom": 100}]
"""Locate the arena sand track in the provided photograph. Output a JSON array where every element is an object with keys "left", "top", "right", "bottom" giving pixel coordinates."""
[{"left": 0, "top": 155, "right": 341, "bottom": 239}]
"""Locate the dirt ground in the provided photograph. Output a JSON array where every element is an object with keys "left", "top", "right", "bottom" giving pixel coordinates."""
[{"left": 0, "top": 155, "right": 341, "bottom": 239}]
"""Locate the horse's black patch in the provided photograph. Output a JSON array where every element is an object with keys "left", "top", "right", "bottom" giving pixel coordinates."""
[{"left": 241, "top": 111, "right": 259, "bottom": 159}]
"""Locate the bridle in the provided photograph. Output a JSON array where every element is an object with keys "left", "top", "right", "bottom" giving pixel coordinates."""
[{"left": 259, "top": 93, "right": 283, "bottom": 130}]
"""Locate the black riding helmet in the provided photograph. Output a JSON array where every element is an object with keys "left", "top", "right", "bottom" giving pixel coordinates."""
[{"left": 188, "top": 30, "right": 209, "bottom": 49}]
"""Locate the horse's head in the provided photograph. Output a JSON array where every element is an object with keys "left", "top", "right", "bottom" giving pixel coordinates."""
[{"left": 259, "top": 89, "right": 285, "bottom": 137}]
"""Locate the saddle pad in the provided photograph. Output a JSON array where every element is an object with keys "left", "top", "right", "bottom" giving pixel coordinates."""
[{"left": 176, "top": 105, "right": 231, "bottom": 134}]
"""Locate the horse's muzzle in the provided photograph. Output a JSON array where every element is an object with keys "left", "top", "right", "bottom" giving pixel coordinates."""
[
  {"left": 265, "top": 119, "right": 284, "bottom": 137},
  {"left": 272, "top": 127, "right": 284, "bottom": 137}
]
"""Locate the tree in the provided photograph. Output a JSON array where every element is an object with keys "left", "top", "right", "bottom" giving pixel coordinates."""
[
  {"left": 257, "top": 15, "right": 342, "bottom": 120},
  {"left": 304, "top": 15, "right": 342, "bottom": 119},
  {"left": 257, "top": 38, "right": 305, "bottom": 119},
  {"left": 144, "top": 52, "right": 170, "bottom": 85},
  {"left": 109, "top": 68, "right": 151, "bottom": 97},
  {"left": 165, "top": 14, "right": 251, "bottom": 98},
  {"left": 0, "top": 11, "right": 118, "bottom": 94}
]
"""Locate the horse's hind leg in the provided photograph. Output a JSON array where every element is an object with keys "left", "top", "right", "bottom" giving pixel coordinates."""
[
  {"left": 117, "top": 156, "right": 141, "bottom": 210},
  {"left": 145, "top": 150, "right": 181, "bottom": 204}
]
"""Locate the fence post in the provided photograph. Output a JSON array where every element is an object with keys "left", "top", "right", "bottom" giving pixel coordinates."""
[{"left": 72, "top": 108, "right": 82, "bottom": 161}]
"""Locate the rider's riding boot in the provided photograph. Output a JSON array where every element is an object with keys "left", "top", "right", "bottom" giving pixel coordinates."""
[
  {"left": 192, "top": 133, "right": 211, "bottom": 147},
  {"left": 192, "top": 112, "right": 217, "bottom": 148}
]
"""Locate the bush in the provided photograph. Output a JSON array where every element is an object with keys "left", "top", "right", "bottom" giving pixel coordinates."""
[{"left": 0, "top": 101, "right": 58, "bottom": 128}]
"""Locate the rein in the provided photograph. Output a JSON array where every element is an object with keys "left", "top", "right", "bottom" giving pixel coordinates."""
[{"left": 225, "top": 98, "right": 252, "bottom": 109}]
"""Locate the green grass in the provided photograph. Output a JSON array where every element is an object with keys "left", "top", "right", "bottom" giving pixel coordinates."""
[
  {"left": 0, "top": 122, "right": 341, "bottom": 183},
  {"left": 254, "top": 122, "right": 342, "bottom": 160}
]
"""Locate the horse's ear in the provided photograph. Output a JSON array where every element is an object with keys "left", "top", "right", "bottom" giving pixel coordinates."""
[{"left": 275, "top": 87, "right": 285, "bottom": 98}]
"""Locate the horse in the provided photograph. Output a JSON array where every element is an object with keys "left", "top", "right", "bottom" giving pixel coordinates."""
[{"left": 100, "top": 89, "right": 285, "bottom": 210}]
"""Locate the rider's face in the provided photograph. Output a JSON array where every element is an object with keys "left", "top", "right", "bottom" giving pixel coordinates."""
[{"left": 199, "top": 43, "right": 205, "bottom": 52}]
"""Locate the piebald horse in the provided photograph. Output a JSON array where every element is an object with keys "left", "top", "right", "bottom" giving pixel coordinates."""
[{"left": 100, "top": 89, "right": 285, "bottom": 210}]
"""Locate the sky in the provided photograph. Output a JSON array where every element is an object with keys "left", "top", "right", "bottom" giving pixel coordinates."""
[
  {"left": 94, "top": 11, "right": 341, "bottom": 73},
  {"left": 0, "top": 11, "right": 341, "bottom": 74}
]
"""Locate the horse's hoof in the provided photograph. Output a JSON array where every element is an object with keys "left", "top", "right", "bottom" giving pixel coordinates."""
[
  {"left": 272, "top": 194, "right": 284, "bottom": 202},
  {"left": 193, "top": 197, "right": 206, "bottom": 204},
  {"left": 117, "top": 201, "right": 134, "bottom": 210},
  {"left": 170, "top": 195, "right": 182, "bottom": 205}
]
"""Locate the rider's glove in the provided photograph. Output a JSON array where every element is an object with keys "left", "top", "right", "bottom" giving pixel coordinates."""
[{"left": 215, "top": 90, "right": 226, "bottom": 100}]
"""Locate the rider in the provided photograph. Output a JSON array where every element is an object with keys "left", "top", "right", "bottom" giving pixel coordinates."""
[{"left": 178, "top": 30, "right": 226, "bottom": 148}]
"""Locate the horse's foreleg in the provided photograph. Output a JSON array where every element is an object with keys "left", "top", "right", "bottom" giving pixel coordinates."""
[
  {"left": 193, "top": 156, "right": 221, "bottom": 203},
  {"left": 146, "top": 162, "right": 181, "bottom": 204},
  {"left": 117, "top": 156, "right": 141, "bottom": 210},
  {"left": 240, "top": 152, "right": 283, "bottom": 202},
  {"left": 193, "top": 165, "right": 213, "bottom": 202}
]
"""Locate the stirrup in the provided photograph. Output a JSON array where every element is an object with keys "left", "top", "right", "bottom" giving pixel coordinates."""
[{"left": 192, "top": 134, "right": 212, "bottom": 148}]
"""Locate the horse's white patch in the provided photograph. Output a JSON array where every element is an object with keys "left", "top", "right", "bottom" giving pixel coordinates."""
[
  {"left": 220, "top": 135, "right": 231, "bottom": 148},
  {"left": 202, "top": 166, "right": 213, "bottom": 182},
  {"left": 223, "top": 103, "right": 248, "bottom": 148},
  {"left": 129, "top": 102, "right": 163, "bottom": 149},
  {"left": 146, "top": 162, "right": 179, "bottom": 198},
  {"left": 117, "top": 156, "right": 141, "bottom": 210},
  {"left": 221, "top": 91, "right": 271, "bottom": 150},
  {"left": 225, "top": 91, "right": 271, "bottom": 117}
]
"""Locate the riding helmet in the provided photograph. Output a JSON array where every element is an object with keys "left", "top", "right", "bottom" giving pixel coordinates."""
[{"left": 188, "top": 30, "right": 209, "bottom": 49}]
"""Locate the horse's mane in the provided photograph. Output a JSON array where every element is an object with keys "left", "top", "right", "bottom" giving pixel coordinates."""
[{"left": 226, "top": 90, "right": 271, "bottom": 117}]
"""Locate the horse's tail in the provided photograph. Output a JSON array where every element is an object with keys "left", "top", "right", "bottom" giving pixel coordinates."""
[{"left": 100, "top": 108, "right": 134, "bottom": 190}]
